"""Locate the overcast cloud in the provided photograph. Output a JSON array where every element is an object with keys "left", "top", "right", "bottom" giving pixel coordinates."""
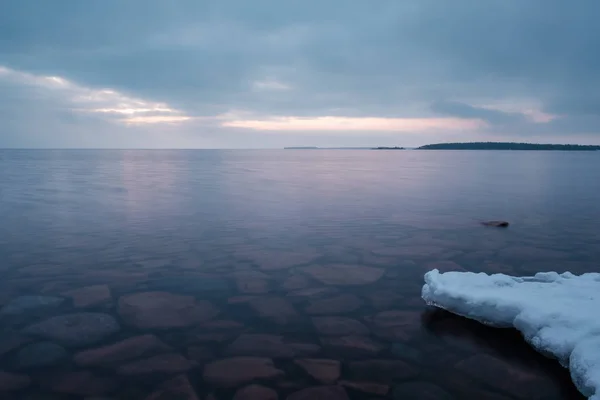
[{"left": 1, "top": 0, "right": 599, "bottom": 148}]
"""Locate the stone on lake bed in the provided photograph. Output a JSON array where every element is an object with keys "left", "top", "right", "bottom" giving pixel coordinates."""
[
  {"left": 117, "top": 292, "right": 219, "bottom": 329},
  {"left": 23, "top": 313, "right": 120, "bottom": 347},
  {"left": 62, "top": 285, "right": 111, "bottom": 308},
  {"left": 300, "top": 265, "right": 384, "bottom": 286},
  {"left": 367, "top": 310, "right": 423, "bottom": 341},
  {"left": 305, "top": 294, "right": 364, "bottom": 315},
  {"left": 286, "top": 385, "right": 349, "bottom": 400},
  {"left": 233, "top": 384, "right": 279, "bottom": 400},
  {"left": 203, "top": 357, "right": 285, "bottom": 387},
  {"left": 0, "top": 295, "right": 65, "bottom": 315},
  {"left": 117, "top": 353, "right": 195, "bottom": 375},
  {"left": 74, "top": 334, "right": 171, "bottom": 366},
  {"left": 294, "top": 359, "right": 341, "bottom": 384},
  {"left": 392, "top": 381, "right": 454, "bottom": 400},
  {"left": 248, "top": 296, "right": 300, "bottom": 325},
  {"left": 45, "top": 371, "right": 116, "bottom": 396},
  {"left": 145, "top": 375, "right": 199, "bottom": 400},
  {"left": 226, "top": 334, "right": 295, "bottom": 358},
  {"left": 348, "top": 359, "right": 418, "bottom": 382},
  {"left": 0, "top": 371, "right": 31, "bottom": 391},
  {"left": 320, "top": 336, "right": 384, "bottom": 357},
  {"left": 147, "top": 276, "right": 230, "bottom": 296},
  {"left": 16, "top": 342, "right": 68, "bottom": 368},
  {"left": 339, "top": 380, "right": 390, "bottom": 396},
  {"left": 312, "top": 317, "right": 369, "bottom": 336}
]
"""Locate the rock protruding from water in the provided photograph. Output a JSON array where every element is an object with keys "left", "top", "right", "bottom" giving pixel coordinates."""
[
  {"left": 0, "top": 295, "right": 64, "bottom": 315},
  {"left": 74, "top": 334, "right": 171, "bottom": 366},
  {"left": 482, "top": 221, "right": 509, "bottom": 227},
  {"left": 300, "top": 265, "right": 384, "bottom": 286},
  {"left": 16, "top": 342, "right": 68, "bottom": 368},
  {"left": 117, "top": 292, "right": 219, "bottom": 329},
  {"left": 203, "top": 357, "right": 284, "bottom": 387},
  {"left": 23, "top": 313, "right": 120, "bottom": 347}
]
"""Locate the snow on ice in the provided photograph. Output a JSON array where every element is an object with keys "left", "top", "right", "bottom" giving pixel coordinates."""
[{"left": 422, "top": 269, "right": 600, "bottom": 400}]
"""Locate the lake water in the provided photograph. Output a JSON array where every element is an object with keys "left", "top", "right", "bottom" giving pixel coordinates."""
[{"left": 0, "top": 149, "right": 598, "bottom": 399}]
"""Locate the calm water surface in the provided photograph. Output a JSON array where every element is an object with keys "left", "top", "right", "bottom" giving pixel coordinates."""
[{"left": 0, "top": 149, "right": 599, "bottom": 399}]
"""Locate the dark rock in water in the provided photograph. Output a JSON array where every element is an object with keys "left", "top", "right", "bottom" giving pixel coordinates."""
[
  {"left": 203, "top": 357, "right": 285, "bottom": 387},
  {"left": 0, "top": 371, "right": 31, "bottom": 391},
  {"left": 23, "top": 312, "right": 120, "bottom": 347},
  {"left": 320, "top": 336, "right": 384, "bottom": 357},
  {"left": 339, "top": 380, "right": 390, "bottom": 395},
  {"left": 117, "top": 292, "right": 219, "bottom": 329},
  {"left": 0, "top": 332, "right": 32, "bottom": 357},
  {"left": 294, "top": 359, "right": 340, "bottom": 384},
  {"left": 145, "top": 375, "right": 200, "bottom": 400},
  {"left": 74, "top": 334, "right": 171, "bottom": 366},
  {"left": 312, "top": 317, "right": 369, "bottom": 336},
  {"left": 233, "top": 384, "right": 279, "bottom": 400},
  {"left": 226, "top": 334, "right": 295, "bottom": 358},
  {"left": 62, "top": 285, "right": 112, "bottom": 308},
  {"left": 0, "top": 295, "right": 64, "bottom": 316},
  {"left": 147, "top": 276, "right": 230, "bottom": 296},
  {"left": 300, "top": 265, "right": 384, "bottom": 286},
  {"left": 286, "top": 385, "right": 349, "bottom": 400},
  {"left": 306, "top": 294, "right": 364, "bottom": 315},
  {"left": 16, "top": 342, "right": 68, "bottom": 368},
  {"left": 482, "top": 221, "right": 509, "bottom": 227},
  {"left": 392, "top": 381, "right": 453, "bottom": 400},
  {"left": 248, "top": 296, "right": 300, "bottom": 325},
  {"left": 45, "top": 371, "right": 116, "bottom": 396},
  {"left": 348, "top": 359, "right": 418, "bottom": 382},
  {"left": 117, "top": 353, "right": 195, "bottom": 375}
]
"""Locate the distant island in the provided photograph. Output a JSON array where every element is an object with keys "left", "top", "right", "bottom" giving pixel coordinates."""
[
  {"left": 372, "top": 146, "right": 405, "bottom": 150},
  {"left": 418, "top": 142, "right": 600, "bottom": 151}
]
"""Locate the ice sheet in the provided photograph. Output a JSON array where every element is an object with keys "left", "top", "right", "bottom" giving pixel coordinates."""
[{"left": 422, "top": 269, "right": 600, "bottom": 399}]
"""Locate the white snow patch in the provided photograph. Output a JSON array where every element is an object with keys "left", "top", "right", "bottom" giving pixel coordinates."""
[{"left": 422, "top": 269, "right": 600, "bottom": 400}]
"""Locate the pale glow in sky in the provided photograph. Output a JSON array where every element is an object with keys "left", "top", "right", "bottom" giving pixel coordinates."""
[{"left": 223, "top": 116, "right": 486, "bottom": 132}]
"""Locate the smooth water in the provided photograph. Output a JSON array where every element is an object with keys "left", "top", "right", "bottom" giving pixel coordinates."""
[{"left": 0, "top": 149, "right": 598, "bottom": 399}]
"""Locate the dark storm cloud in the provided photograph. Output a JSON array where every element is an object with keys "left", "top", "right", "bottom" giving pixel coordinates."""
[{"left": 1, "top": 0, "right": 600, "bottom": 147}]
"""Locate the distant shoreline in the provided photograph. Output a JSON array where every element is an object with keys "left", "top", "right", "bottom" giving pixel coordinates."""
[{"left": 417, "top": 142, "right": 600, "bottom": 151}]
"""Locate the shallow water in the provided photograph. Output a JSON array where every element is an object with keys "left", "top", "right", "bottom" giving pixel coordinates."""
[{"left": 0, "top": 149, "right": 598, "bottom": 399}]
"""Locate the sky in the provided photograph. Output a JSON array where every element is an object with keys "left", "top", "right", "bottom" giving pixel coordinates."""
[{"left": 1, "top": 0, "right": 600, "bottom": 149}]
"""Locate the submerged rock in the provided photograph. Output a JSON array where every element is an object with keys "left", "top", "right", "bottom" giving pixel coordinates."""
[
  {"left": 226, "top": 334, "right": 295, "bottom": 358},
  {"left": 145, "top": 375, "right": 199, "bottom": 400},
  {"left": 203, "top": 357, "right": 284, "bottom": 387},
  {"left": 0, "top": 371, "right": 31, "bottom": 391},
  {"left": 392, "top": 381, "right": 453, "bottom": 400},
  {"left": 23, "top": 313, "right": 120, "bottom": 347},
  {"left": 294, "top": 359, "right": 340, "bottom": 384},
  {"left": 62, "top": 285, "right": 111, "bottom": 308},
  {"left": 300, "top": 265, "right": 384, "bottom": 286},
  {"left": 16, "top": 342, "right": 67, "bottom": 368},
  {"left": 74, "top": 334, "right": 171, "bottom": 366},
  {"left": 0, "top": 295, "right": 64, "bottom": 315},
  {"left": 248, "top": 296, "right": 299, "bottom": 325},
  {"left": 286, "top": 385, "right": 349, "bottom": 400},
  {"left": 233, "top": 384, "right": 278, "bottom": 400},
  {"left": 46, "top": 371, "right": 116, "bottom": 396},
  {"left": 320, "top": 336, "right": 384, "bottom": 357},
  {"left": 312, "top": 317, "right": 369, "bottom": 336},
  {"left": 348, "top": 359, "right": 418, "bottom": 382},
  {"left": 339, "top": 380, "right": 390, "bottom": 395},
  {"left": 117, "top": 292, "right": 219, "bottom": 329},
  {"left": 117, "top": 353, "right": 194, "bottom": 375},
  {"left": 305, "top": 294, "right": 364, "bottom": 315}
]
